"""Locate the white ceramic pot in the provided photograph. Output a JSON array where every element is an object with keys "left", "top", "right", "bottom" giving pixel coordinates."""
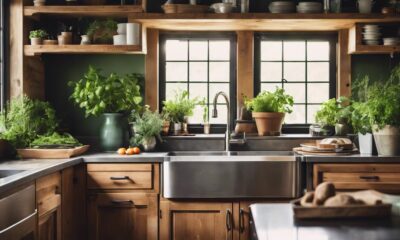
[
  {"left": 33, "top": 0, "right": 46, "bottom": 6},
  {"left": 30, "top": 38, "right": 42, "bottom": 45},
  {"left": 117, "top": 23, "right": 127, "bottom": 34},
  {"left": 204, "top": 123, "right": 211, "bottom": 134},
  {"left": 358, "top": 133, "right": 373, "bottom": 155},
  {"left": 358, "top": 0, "right": 374, "bottom": 13},
  {"left": 372, "top": 125, "right": 400, "bottom": 156},
  {"left": 113, "top": 34, "right": 127, "bottom": 45},
  {"left": 126, "top": 23, "right": 140, "bottom": 45},
  {"left": 173, "top": 122, "right": 182, "bottom": 135},
  {"left": 142, "top": 136, "right": 157, "bottom": 152},
  {"left": 80, "top": 35, "right": 91, "bottom": 45}
]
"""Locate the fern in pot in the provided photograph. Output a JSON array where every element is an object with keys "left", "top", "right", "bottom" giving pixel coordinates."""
[
  {"left": 69, "top": 66, "right": 143, "bottom": 152},
  {"left": 130, "top": 109, "right": 163, "bottom": 152},
  {"left": 246, "top": 88, "right": 293, "bottom": 136}
]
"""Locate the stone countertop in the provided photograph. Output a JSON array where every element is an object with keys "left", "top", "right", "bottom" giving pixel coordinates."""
[
  {"left": 83, "top": 152, "right": 167, "bottom": 162},
  {"left": 250, "top": 203, "right": 400, "bottom": 240},
  {"left": 302, "top": 154, "right": 400, "bottom": 163}
]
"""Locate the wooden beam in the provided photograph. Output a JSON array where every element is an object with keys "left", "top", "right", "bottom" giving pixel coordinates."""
[
  {"left": 338, "top": 29, "right": 351, "bottom": 97},
  {"left": 145, "top": 29, "right": 159, "bottom": 111},
  {"left": 236, "top": 31, "right": 254, "bottom": 118}
]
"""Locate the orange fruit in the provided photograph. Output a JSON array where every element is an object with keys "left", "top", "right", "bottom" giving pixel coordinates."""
[
  {"left": 117, "top": 148, "right": 127, "bottom": 155},
  {"left": 132, "top": 147, "right": 141, "bottom": 154},
  {"left": 126, "top": 148, "right": 135, "bottom": 155}
]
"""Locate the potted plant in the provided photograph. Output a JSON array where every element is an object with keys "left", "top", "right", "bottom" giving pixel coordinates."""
[
  {"left": 29, "top": 29, "right": 48, "bottom": 45},
  {"left": 130, "top": 109, "right": 163, "bottom": 152},
  {"left": 86, "top": 19, "right": 118, "bottom": 44},
  {"left": 315, "top": 97, "right": 351, "bottom": 136},
  {"left": 246, "top": 88, "right": 294, "bottom": 136},
  {"left": 351, "top": 101, "right": 375, "bottom": 155},
  {"left": 160, "top": 110, "right": 171, "bottom": 136},
  {"left": 162, "top": 91, "right": 197, "bottom": 135},
  {"left": 200, "top": 98, "right": 210, "bottom": 134},
  {"left": 33, "top": 0, "right": 46, "bottom": 7},
  {"left": 69, "top": 66, "right": 143, "bottom": 152},
  {"left": 365, "top": 64, "right": 400, "bottom": 156}
]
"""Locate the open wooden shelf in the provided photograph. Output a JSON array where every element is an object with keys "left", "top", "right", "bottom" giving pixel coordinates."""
[
  {"left": 24, "top": 44, "right": 143, "bottom": 56},
  {"left": 24, "top": 5, "right": 144, "bottom": 17}
]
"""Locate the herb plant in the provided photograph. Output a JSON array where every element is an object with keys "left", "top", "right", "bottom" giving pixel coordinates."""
[
  {"left": 245, "top": 88, "right": 294, "bottom": 113},
  {"left": 86, "top": 19, "right": 118, "bottom": 44},
  {"left": 162, "top": 91, "right": 198, "bottom": 123},
  {"left": 199, "top": 98, "right": 208, "bottom": 123},
  {"left": 29, "top": 29, "right": 48, "bottom": 39},
  {"left": 69, "top": 66, "right": 143, "bottom": 117},
  {"left": 130, "top": 109, "right": 163, "bottom": 146},
  {"left": 351, "top": 102, "right": 371, "bottom": 135},
  {"left": 31, "top": 132, "right": 81, "bottom": 147},
  {"left": 315, "top": 96, "right": 350, "bottom": 127},
  {"left": 0, "top": 96, "right": 58, "bottom": 148}
]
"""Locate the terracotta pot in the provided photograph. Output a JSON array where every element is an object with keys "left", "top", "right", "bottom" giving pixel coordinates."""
[
  {"left": 161, "top": 121, "right": 170, "bottom": 136},
  {"left": 30, "top": 38, "right": 42, "bottom": 45},
  {"left": 234, "top": 120, "right": 257, "bottom": 134},
  {"left": 252, "top": 112, "right": 285, "bottom": 136}
]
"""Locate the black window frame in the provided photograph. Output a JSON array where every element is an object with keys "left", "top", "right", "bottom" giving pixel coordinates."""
[
  {"left": 254, "top": 32, "right": 337, "bottom": 134},
  {"left": 0, "top": 0, "right": 7, "bottom": 111},
  {"left": 159, "top": 32, "right": 237, "bottom": 134}
]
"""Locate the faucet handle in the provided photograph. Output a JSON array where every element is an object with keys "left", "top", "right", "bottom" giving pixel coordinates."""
[{"left": 212, "top": 108, "right": 218, "bottom": 118}]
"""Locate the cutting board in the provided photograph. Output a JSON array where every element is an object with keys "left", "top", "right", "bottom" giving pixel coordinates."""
[
  {"left": 293, "top": 147, "right": 358, "bottom": 156},
  {"left": 17, "top": 145, "right": 90, "bottom": 159}
]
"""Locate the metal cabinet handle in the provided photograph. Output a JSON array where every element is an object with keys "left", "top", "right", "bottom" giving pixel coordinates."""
[
  {"left": 239, "top": 208, "right": 245, "bottom": 233},
  {"left": 359, "top": 175, "right": 380, "bottom": 181},
  {"left": 110, "top": 176, "right": 130, "bottom": 180},
  {"left": 226, "top": 209, "right": 232, "bottom": 231},
  {"left": 111, "top": 200, "right": 134, "bottom": 206}
]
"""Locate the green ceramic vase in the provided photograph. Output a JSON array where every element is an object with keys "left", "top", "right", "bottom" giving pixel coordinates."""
[{"left": 100, "top": 113, "right": 129, "bottom": 152}]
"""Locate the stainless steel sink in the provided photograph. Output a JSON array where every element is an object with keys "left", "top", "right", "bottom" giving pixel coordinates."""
[
  {"left": 163, "top": 151, "right": 301, "bottom": 199},
  {"left": 0, "top": 170, "right": 26, "bottom": 179}
]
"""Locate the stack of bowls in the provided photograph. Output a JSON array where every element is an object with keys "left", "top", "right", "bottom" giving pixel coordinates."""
[
  {"left": 383, "top": 37, "right": 400, "bottom": 46},
  {"left": 269, "top": 1, "right": 296, "bottom": 13},
  {"left": 362, "top": 25, "right": 381, "bottom": 45},
  {"left": 297, "top": 2, "right": 323, "bottom": 13}
]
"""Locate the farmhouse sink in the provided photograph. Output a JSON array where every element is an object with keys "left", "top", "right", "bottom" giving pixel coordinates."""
[{"left": 163, "top": 151, "right": 301, "bottom": 199}]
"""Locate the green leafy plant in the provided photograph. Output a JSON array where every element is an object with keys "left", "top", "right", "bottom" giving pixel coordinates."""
[
  {"left": 86, "top": 19, "right": 118, "bottom": 44},
  {"left": 130, "top": 109, "right": 163, "bottom": 146},
  {"left": 199, "top": 98, "right": 208, "bottom": 123},
  {"left": 245, "top": 87, "right": 294, "bottom": 113},
  {"left": 162, "top": 91, "right": 198, "bottom": 123},
  {"left": 69, "top": 66, "right": 143, "bottom": 117},
  {"left": 351, "top": 101, "right": 371, "bottom": 135},
  {"left": 315, "top": 96, "right": 350, "bottom": 127},
  {"left": 0, "top": 96, "right": 58, "bottom": 148},
  {"left": 29, "top": 29, "right": 48, "bottom": 39},
  {"left": 31, "top": 132, "right": 81, "bottom": 147}
]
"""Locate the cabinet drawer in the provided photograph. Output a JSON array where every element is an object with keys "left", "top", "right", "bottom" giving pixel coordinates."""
[
  {"left": 87, "top": 171, "right": 152, "bottom": 190},
  {"left": 313, "top": 164, "right": 400, "bottom": 193},
  {"left": 87, "top": 163, "right": 152, "bottom": 172},
  {"left": 36, "top": 172, "right": 61, "bottom": 217}
]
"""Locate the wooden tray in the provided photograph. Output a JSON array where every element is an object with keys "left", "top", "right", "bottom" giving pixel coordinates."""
[
  {"left": 17, "top": 145, "right": 90, "bottom": 159},
  {"left": 293, "top": 147, "right": 358, "bottom": 156},
  {"left": 292, "top": 199, "right": 391, "bottom": 219},
  {"left": 162, "top": 4, "right": 209, "bottom": 13}
]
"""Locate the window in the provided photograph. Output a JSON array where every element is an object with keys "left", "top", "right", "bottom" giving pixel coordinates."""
[
  {"left": 255, "top": 33, "right": 337, "bottom": 131},
  {"left": 0, "top": 1, "right": 5, "bottom": 110},
  {"left": 159, "top": 33, "right": 236, "bottom": 129}
]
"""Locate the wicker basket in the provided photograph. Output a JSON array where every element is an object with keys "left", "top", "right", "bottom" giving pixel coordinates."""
[{"left": 162, "top": 4, "right": 209, "bottom": 13}]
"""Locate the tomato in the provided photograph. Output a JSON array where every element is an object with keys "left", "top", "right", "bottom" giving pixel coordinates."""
[
  {"left": 132, "top": 147, "right": 141, "bottom": 154},
  {"left": 117, "top": 148, "right": 127, "bottom": 155},
  {"left": 126, "top": 148, "right": 135, "bottom": 155}
]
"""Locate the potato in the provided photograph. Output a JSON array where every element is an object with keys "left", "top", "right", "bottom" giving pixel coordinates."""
[
  {"left": 313, "top": 182, "right": 336, "bottom": 205},
  {"left": 324, "top": 194, "right": 358, "bottom": 207},
  {"left": 300, "top": 192, "right": 315, "bottom": 207}
]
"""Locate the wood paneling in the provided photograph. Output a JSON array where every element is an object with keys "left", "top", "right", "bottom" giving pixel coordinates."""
[
  {"left": 24, "top": 5, "right": 144, "bottom": 17},
  {"left": 145, "top": 29, "right": 159, "bottom": 111},
  {"left": 338, "top": 29, "right": 351, "bottom": 97},
  {"left": 236, "top": 31, "right": 254, "bottom": 118}
]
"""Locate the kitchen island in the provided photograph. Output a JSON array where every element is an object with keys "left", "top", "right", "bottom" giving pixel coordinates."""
[{"left": 250, "top": 203, "right": 400, "bottom": 240}]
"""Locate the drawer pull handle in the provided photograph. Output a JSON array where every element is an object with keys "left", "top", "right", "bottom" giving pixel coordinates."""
[
  {"left": 110, "top": 176, "right": 130, "bottom": 181},
  {"left": 359, "top": 176, "right": 380, "bottom": 181},
  {"left": 111, "top": 200, "right": 134, "bottom": 205},
  {"left": 239, "top": 208, "right": 245, "bottom": 233},
  {"left": 226, "top": 209, "right": 232, "bottom": 231}
]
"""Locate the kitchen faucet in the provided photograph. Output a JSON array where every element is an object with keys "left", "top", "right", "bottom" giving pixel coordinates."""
[{"left": 212, "top": 91, "right": 230, "bottom": 152}]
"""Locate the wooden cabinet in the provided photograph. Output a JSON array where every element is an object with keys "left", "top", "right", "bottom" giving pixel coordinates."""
[
  {"left": 88, "top": 193, "right": 158, "bottom": 240},
  {"left": 160, "top": 201, "right": 233, "bottom": 240},
  {"left": 36, "top": 172, "right": 62, "bottom": 240},
  {"left": 313, "top": 164, "right": 400, "bottom": 193}
]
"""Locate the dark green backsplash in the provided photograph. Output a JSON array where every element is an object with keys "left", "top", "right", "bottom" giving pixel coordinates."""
[
  {"left": 44, "top": 55, "right": 145, "bottom": 138},
  {"left": 352, "top": 54, "right": 400, "bottom": 83}
]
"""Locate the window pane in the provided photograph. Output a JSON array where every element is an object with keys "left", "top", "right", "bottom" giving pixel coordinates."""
[
  {"left": 285, "top": 105, "right": 305, "bottom": 124},
  {"left": 189, "top": 62, "right": 207, "bottom": 82},
  {"left": 308, "top": 62, "right": 329, "bottom": 82},
  {"left": 189, "top": 83, "right": 208, "bottom": 101},
  {"left": 209, "top": 83, "right": 229, "bottom": 104},
  {"left": 189, "top": 41, "right": 207, "bottom": 60},
  {"left": 210, "top": 62, "right": 230, "bottom": 82},
  {"left": 188, "top": 105, "right": 205, "bottom": 124},
  {"left": 284, "top": 83, "right": 305, "bottom": 103},
  {"left": 307, "top": 42, "right": 330, "bottom": 61},
  {"left": 166, "top": 40, "right": 188, "bottom": 61},
  {"left": 261, "top": 83, "right": 282, "bottom": 93},
  {"left": 166, "top": 62, "right": 187, "bottom": 82},
  {"left": 261, "top": 62, "right": 282, "bottom": 82},
  {"left": 284, "top": 62, "right": 305, "bottom": 82},
  {"left": 166, "top": 83, "right": 187, "bottom": 100},
  {"left": 209, "top": 41, "right": 230, "bottom": 60},
  {"left": 261, "top": 41, "right": 282, "bottom": 61},
  {"left": 308, "top": 83, "right": 330, "bottom": 103},
  {"left": 283, "top": 41, "right": 305, "bottom": 61},
  {"left": 210, "top": 104, "right": 228, "bottom": 124},
  {"left": 307, "top": 105, "right": 321, "bottom": 124}
]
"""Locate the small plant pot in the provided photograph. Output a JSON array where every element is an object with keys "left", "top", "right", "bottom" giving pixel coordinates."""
[
  {"left": 335, "top": 123, "right": 351, "bottom": 136},
  {"left": 30, "top": 37, "right": 42, "bottom": 45},
  {"left": 252, "top": 112, "right": 285, "bottom": 136},
  {"left": 80, "top": 35, "right": 91, "bottom": 45},
  {"left": 33, "top": 0, "right": 46, "bottom": 6},
  {"left": 43, "top": 39, "right": 58, "bottom": 45},
  {"left": 142, "top": 136, "right": 157, "bottom": 152},
  {"left": 60, "top": 32, "right": 73, "bottom": 44},
  {"left": 161, "top": 121, "right": 170, "bottom": 136},
  {"left": 373, "top": 125, "right": 400, "bottom": 156},
  {"left": 204, "top": 122, "right": 211, "bottom": 134},
  {"left": 358, "top": 133, "right": 376, "bottom": 155},
  {"left": 173, "top": 122, "right": 182, "bottom": 135}
]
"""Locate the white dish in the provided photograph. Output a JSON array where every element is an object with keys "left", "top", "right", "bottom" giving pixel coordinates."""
[{"left": 113, "top": 34, "right": 126, "bottom": 45}]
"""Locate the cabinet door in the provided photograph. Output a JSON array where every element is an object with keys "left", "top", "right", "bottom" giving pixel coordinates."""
[
  {"left": 88, "top": 193, "right": 158, "bottom": 240},
  {"left": 38, "top": 207, "right": 61, "bottom": 240},
  {"left": 160, "top": 201, "right": 233, "bottom": 240}
]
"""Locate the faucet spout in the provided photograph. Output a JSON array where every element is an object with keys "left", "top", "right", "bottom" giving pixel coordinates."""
[{"left": 212, "top": 91, "right": 231, "bottom": 152}]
